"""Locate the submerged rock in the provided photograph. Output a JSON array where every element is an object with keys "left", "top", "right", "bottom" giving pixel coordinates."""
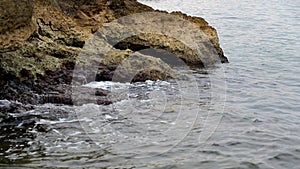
[{"left": 0, "top": 0, "right": 228, "bottom": 104}]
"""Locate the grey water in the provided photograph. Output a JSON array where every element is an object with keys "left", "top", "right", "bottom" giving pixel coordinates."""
[{"left": 1, "top": 0, "right": 299, "bottom": 168}]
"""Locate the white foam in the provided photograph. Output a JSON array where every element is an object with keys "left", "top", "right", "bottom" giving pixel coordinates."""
[{"left": 83, "top": 81, "right": 131, "bottom": 91}]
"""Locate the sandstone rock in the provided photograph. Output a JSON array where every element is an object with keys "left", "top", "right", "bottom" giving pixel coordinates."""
[
  {"left": 0, "top": 0, "right": 228, "bottom": 105},
  {"left": 0, "top": 0, "right": 33, "bottom": 34},
  {"left": 96, "top": 49, "right": 179, "bottom": 82},
  {"left": 102, "top": 11, "right": 228, "bottom": 65}
]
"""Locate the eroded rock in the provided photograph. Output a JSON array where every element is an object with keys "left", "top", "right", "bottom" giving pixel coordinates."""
[
  {"left": 0, "top": 0, "right": 228, "bottom": 105},
  {"left": 96, "top": 49, "right": 179, "bottom": 82},
  {"left": 0, "top": 0, "right": 33, "bottom": 34}
]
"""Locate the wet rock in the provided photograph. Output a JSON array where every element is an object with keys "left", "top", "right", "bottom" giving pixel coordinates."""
[
  {"left": 0, "top": 100, "right": 11, "bottom": 107},
  {"left": 0, "top": 100, "right": 34, "bottom": 114},
  {"left": 41, "top": 85, "right": 113, "bottom": 105}
]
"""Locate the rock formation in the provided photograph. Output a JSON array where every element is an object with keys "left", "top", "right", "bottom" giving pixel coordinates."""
[{"left": 0, "top": 0, "right": 228, "bottom": 104}]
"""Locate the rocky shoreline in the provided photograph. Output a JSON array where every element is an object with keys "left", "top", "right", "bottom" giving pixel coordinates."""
[{"left": 0, "top": 0, "right": 228, "bottom": 105}]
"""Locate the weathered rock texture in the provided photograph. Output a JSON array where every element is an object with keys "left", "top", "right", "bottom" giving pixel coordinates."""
[
  {"left": 0, "top": 0, "right": 228, "bottom": 104},
  {"left": 0, "top": 0, "right": 34, "bottom": 34}
]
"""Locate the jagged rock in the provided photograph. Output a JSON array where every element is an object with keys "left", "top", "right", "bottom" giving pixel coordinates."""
[{"left": 0, "top": 0, "right": 228, "bottom": 105}]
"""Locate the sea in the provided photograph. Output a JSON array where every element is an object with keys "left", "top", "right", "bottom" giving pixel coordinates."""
[{"left": 0, "top": 0, "right": 299, "bottom": 168}]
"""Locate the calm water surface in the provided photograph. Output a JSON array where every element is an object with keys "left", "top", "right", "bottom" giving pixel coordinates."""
[{"left": 1, "top": 0, "right": 299, "bottom": 168}]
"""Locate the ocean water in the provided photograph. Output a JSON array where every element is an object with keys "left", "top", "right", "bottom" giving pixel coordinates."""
[
  {"left": 137, "top": 0, "right": 300, "bottom": 168},
  {"left": 1, "top": 0, "right": 299, "bottom": 168}
]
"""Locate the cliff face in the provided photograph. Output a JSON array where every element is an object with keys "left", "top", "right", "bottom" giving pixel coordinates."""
[{"left": 0, "top": 0, "right": 228, "bottom": 104}]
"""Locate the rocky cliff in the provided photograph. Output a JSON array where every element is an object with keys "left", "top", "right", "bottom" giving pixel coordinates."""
[{"left": 0, "top": 0, "right": 228, "bottom": 104}]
